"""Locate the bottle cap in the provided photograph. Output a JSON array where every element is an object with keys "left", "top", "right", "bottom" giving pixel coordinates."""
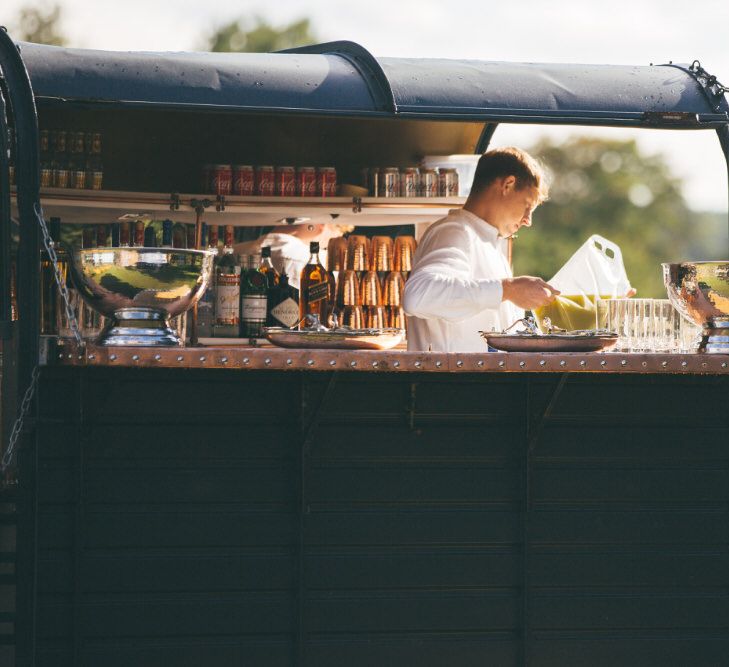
[
  {"left": 310, "top": 241, "right": 320, "bottom": 253},
  {"left": 261, "top": 246, "right": 272, "bottom": 258}
]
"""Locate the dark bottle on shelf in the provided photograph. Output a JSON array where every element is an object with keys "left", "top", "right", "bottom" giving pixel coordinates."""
[
  {"left": 40, "top": 217, "right": 66, "bottom": 335},
  {"left": 239, "top": 255, "right": 268, "bottom": 339},
  {"left": 186, "top": 224, "right": 196, "bottom": 249},
  {"left": 81, "top": 226, "right": 96, "bottom": 249},
  {"left": 268, "top": 273, "right": 300, "bottom": 329},
  {"left": 172, "top": 221, "right": 187, "bottom": 248},
  {"left": 299, "top": 241, "right": 330, "bottom": 328},
  {"left": 69, "top": 132, "right": 87, "bottom": 189},
  {"left": 208, "top": 225, "right": 219, "bottom": 251},
  {"left": 212, "top": 226, "right": 240, "bottom": 337},
  {"left": 52, "top": 130, "right": 70, "bottom": 188},
  {"left": 143, "top": 223, "right": 158, "bottom": 247},
  {"left": 161, "top": 219, "right": 173, "bottom": 247},
  {"left": 96, "top": 224, "right": 109, "bottom": 248},
  {"left": 110, "top": 223, "right": 121, "bottom": 247}
]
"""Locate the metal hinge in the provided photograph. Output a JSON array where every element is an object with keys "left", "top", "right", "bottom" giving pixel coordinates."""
[{"left": 169, "top": 193, "right": 181, "bottom": 210}]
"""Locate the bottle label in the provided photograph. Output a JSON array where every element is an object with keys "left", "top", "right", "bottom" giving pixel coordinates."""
[
  {"left": 215, "top": 283, "right": 240, "bottom": 325},
  {"left": 241, "top": 295, "right": 267, "bottom": 321},
  {"left": 271, "top": 297, "right": 300, "bottom": 328},
  {"left": 307, "top": 281, "right": 329, "bottom": 304}
]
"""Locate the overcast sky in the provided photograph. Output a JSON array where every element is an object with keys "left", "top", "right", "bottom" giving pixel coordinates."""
[{"left": 2, "top": 0, "right": 728, "bottom": 211}]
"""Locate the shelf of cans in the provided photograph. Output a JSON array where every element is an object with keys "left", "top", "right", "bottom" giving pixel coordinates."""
[
  {"left": 10, "top": 128, "right": 105, "bottom": 191},
  {"left": 361, "top": 166, "right": 459, "bottom": 197},
  {"left": 203, "top": 164, "right": 338, "bottom": 197}
]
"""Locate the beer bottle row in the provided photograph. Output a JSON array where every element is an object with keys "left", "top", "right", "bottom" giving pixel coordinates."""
[{"left": 39, "top": 129, "right": 104, "bottom": 190}]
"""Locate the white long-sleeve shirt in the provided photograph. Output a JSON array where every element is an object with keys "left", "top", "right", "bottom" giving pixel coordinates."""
[{"left": 403, "top": 209, "right": 523, "bottom": 352}]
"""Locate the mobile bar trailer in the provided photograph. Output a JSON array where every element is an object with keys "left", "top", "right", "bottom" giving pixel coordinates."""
[{"left": 1, "top": 30, "right": 729, "bottom": 666}]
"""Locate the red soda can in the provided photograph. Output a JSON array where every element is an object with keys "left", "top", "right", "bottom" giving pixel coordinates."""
[
  {"left": 296, "top": 167, "right": 317, "bottom": 196},
  {"left": 401, "top": 167, "right": 419, "bottom": 197},
  {"left": 233, "top": 165, "right": 254, "bottom": 196},
  {"left": 212, "top": 164, "right": 232, "bottom": 195},
  {"left": 255, "top": 165, "right": 275, "bottom": 196},
  {"left": 119, "top": 222, "right": 130, "bottom": 246},
  {"left": 382, "top": 167, "right": 400, "bottom": 198},
  {"left": 420, "top": 169, "right": 438, "bottom": 197},
  {"left": 439, "top": 168, "right": 459, "bottom": 197},
  {"left": 317, "top": 167, "right": 337, "bottom": 197},
  {"left": 275, "top": 166, "right": 296, "bottom": 196},
  {"left": 201, "top": 164, "right": 213, "bottom": 192}
]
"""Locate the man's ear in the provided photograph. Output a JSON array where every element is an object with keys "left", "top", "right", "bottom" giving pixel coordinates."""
[{"left": 501, "top": 175, "right": 517, "bottom": 195}]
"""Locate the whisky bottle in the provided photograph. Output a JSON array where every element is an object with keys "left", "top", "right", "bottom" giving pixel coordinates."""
[
  {"left": 212, "top": 227, "right": 240, "bottom": 337},
  {"left": 299, "top": 241, "right": 330, "bottom": 328},
  {"left": 239, "top": 255, "right": 268, "bottom": 339},
  {"left": 269, "top": 273, "right": 300, "bottom": 329},
  {"left": 259, "top": 246, "right": 280, "bottom": 326},
  {"left": 143, "top": 223, "right": 158, "bottom": 247}
]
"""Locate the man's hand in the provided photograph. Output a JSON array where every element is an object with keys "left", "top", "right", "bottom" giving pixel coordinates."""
[{"left": 501, "top": 276, "right": 560, "bottom": 309}]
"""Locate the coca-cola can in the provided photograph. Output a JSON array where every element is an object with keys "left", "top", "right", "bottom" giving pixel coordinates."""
[
  {"left": 420, "top": 168, "right": 439, "bottom": 197},
  {"left": 212, "top": 164, "right": 232, "bottom": 196},
  {"left": 201, "top": 164, "right": 213, "bottom": 192},
  {"left": 296, "top": 167, "right": 317, "bottom": 196},
  {"left": 255, "top": 165, "right": 275, "bottom": 196},
  {"left": 233, "top": 165, "right": 254, "bottom": 196},
  {"left": 317, "top": 167, "right": 337, "bottom": 197},
  {"left": 275, "top": 166, "right": 296, "bottom": 197},
  {"left": 381, "top": 167, "right": 400, "bottom": 198},
  {"left": 400, "top": 167, "right": 419, "bottom": 197},
  {"left": 439, "top": 168, "right": 459, "bottom": 197}
]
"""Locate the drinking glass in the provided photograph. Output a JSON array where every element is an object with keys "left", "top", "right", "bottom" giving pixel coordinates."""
[
  {"left": 678, "top": 315, "right": 702, "bottom": 353},
  {"left": 607, "top": 298, "right": 630, "bottom": 351},
  {"left": 631, "top": 298, "right": 655, "bottom": 352},
  {"left": 652, "top": 299, "right": 675, "bottom": 353}
]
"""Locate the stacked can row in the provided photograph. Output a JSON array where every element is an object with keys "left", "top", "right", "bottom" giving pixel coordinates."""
[
  {"left": 203, "top": 164, "right": 338, "bottom": 197},
  {"left": 360, "top": 166, "right": 459, "bottom": 198},
  {"left": 326, "top": 235, "right": 416, "bottom": 329}
]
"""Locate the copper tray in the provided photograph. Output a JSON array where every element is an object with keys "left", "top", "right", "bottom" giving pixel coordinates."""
[
  {"left": 264, "top": 327, "right": 405, "bottom": 350},
  {"left": 482, "top": 331, "right": 619, "bottom": 353}
]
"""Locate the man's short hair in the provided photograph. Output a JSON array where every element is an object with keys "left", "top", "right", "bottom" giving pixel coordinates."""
[{"left": 470, "top": 147, "right": 548, "bottom": 201}]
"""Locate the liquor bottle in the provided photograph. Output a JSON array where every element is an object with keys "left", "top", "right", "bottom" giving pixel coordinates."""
[
  {"left": 161, "top": 219, "right": 173, "bottom": 247},
  {"left": 96, "top": 224, "right": 109, "bottom": 248},
  {"left": 85, "top": 131, "right": 103, "bottom": 190},
  {"left": 69, "top": 132, "right": 86, "bottom": 189},
  {"left": 82, "top": 226, "right": 96, "bottom": 249},
  {"left": 239, "top": 255, "right": 268, "bottom": 339},
  {"left": 40, "top": 217, "right": 66, "bottom": 334},
  {"left": 52, "top": 130, "right": 70, "bottom": 188},
  {"left": 208, "top": 224, "right": 220, "bottom": 250},
  {"left": 212, "top": 227, "right": 240, "bottom": 336},
  {"left": 299, "top": 241, "right": 330, "bottom": 328},
  {"left": 39, "top": 129, "right": 53, "bottom": 187},
  {"left": 200, "top": 223, "right": 208, "bottom": 249},
  {"left": 195, "top": 224, "right": 215, "bottom": 338},
  {"left": 143, "top": 223, "right": 158, "bottom": 247},
  {"left": 268, "top": 273, "right": 300, "bottom": 329},
  {"left": 186, "top": 224, "right": 196, "bottom": 249},
  {"left": 110, "top": 222, "right": 121, "bottom": 247},
  {"left": 258, "top": 246, "right": 280, "bottom": 326},
  {"left": 172, "top": 221, "right": 187, "bottom": 248},
  {"left": 133, "top": 220, "right": 144, "bottom": 247}
]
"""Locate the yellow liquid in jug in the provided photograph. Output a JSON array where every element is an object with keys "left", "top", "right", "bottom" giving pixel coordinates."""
[{"left": 533, "top": 294, "right": 611, "bottom": 332}]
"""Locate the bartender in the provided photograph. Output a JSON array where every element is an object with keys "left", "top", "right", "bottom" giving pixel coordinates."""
[{"left": 403, "top": 147, "right": 559, "bottom": 352}]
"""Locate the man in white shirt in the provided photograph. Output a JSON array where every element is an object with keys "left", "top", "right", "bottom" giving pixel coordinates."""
[{"left": 403, "top": 147, "right": 559, "bottom": 352}]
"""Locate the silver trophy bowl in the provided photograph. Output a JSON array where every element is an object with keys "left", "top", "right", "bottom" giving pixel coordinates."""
[
  {"left": 68, "top": 246, "right": 216, "bottom": 346},
  {"left": 663, "top": 261, "right": 729, "bottom": 353}
]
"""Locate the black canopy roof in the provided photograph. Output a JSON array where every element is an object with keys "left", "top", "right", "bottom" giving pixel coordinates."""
[{"left": 17, "top": 40, "right": 729, "bottom": 128}]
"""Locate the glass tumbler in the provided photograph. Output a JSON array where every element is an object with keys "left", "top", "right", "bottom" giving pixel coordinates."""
[{"left": 652, "top": 299, "right": 675, "bottom": 353}]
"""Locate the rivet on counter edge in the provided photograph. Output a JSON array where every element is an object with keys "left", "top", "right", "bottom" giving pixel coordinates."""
[
  {"left": 67, "top": 354, "right": 73, "bottom": 360},
  {"left": 372, "top": 361, "right": 378, "bottom": 368},
  {"left": 477, "top": 360, "right": 484, "bottom": 367},
  {"left": 154, "top": 354, "right": 161, "bottom": 361},
  {"left": 662, "top": 361, "right": 668, "bottom": 367},
  {"left": 498, "top": 361, "right": 505, "bottom": 367},
  {"left": 350, "top": 360, "right": 357, "bottom": 367},
  {"left": 560, "top": 360, "right": 566, "bottom": 367},
  {"left": 519, "top": 361, "right": 526, "bottom": 368},
  {"left": 580, "top": 360, "right": 586, "bottom": 367},
  {"left": 200, "top": 356, "right": 207, "bottom": 362},
  {"left": 600, "top": 360, "right": 607, "bottom": 366},
  {"left": 307, "top": 359, "right": 314, "bottom": 366},
  {"left": 177, "top": 355, "right": 184, "bottom": 362},
  {"left": 132, "top": 354, "right": 140, "bottom": 361},
  {"left": 415, "top": 361, "right": 422, "bottom": 368},
  {"left": 621, "top": 359, "right": 627, "bottom": 366},
  {"left": 286, "top": 358, "right": 292, "bottom": 365},
  {"left": 109, "top": 354, "right": 117, "bottom": 361},
  {"left": 539, "top": 360, "right": 546, "bottom": 366},
  {"left": 221, "top": 357, "right": 228, "bottom": 364},
  {"left": 722, "top": 362, "right": 727, "bottom": 368},
  {"left": 393, "top": 361, "right": 400, "bottom": 368},
  {"left": 243, "top": 357, "right": 250, "bottom": 365},
  {"left": 681, "top": 361, "right": 688, "bottom": 367},
  {"left": 329, "top": 360, "right": 336, "bottom": 366},
  {"left": 264, "top": 358, "right": 271, "bottom": 365},
  {"left": 641, "top": 361, "right": 647, "bottom": 367},
  {"left": 435, "top": 360, "right": 442, "bottom": 367},
  {"left": 456, "top": 360, "right": 463, "bottom": 367},
  {"left": 88, "top": 354, "right": 95, "bottom": 360},
  {"left": 58, "top": 353, "right": 64, "bottom": 359}
]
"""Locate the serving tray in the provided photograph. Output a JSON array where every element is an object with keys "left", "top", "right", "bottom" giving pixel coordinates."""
[
  {"left": 481, "top": 331, "right": 619, "bottom": 353},
  {"left": 264, "top": 327, "right": 405, "bottom": 350}
]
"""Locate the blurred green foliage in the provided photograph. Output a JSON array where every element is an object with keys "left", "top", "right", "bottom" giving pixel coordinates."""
[
  {"left": 205, "top": 17, "right": 317, "bottom": 53},
  {"left": 515, "top": 136, "right": 728, "bottom": 297},
  {"left": 12, "top": 4, "right": 67, "bottom": 46}
]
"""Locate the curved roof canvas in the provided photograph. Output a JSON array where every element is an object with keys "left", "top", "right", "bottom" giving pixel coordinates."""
[{"left": 17, "top": 40, "right": 729, "bottom": 127}]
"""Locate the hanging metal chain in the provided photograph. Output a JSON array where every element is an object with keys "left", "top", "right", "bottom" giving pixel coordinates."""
[
  {"left": 34, "top": 202, "right": 84, "bottom": 349},
  {"left": 1, "top": 366, "right": 39, "bottom": 472}
]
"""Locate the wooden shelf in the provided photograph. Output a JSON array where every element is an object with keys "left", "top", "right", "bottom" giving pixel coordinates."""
[{"left": 12, "top": 188, "right": 465, "bottom": 226}]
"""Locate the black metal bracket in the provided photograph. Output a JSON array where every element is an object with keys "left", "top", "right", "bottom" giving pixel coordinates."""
[
  {"left": 352, "top": 196, "right": 362, "bottom": 213},
  {"left": 664, "top": 60, "right": 729, "bottom": 113},
  {"left": 215, "top": 194, "right": 225, "bottom": 212},
  {"left": 169, "top": 193, "right": 180, "bottom": 211},
  {"left": 190, "top": 197, "right": 212, "bottom": 215}
]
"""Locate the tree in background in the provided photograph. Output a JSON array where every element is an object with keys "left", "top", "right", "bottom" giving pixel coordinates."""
[
  {"left": 12, "top": 3, "right": 67, "bottom": 46},
  {"left": 515, "top": 136, "right": 725, "bottom": 297},
  {"left": 205, "top": 17, "right": 317, "bottom": 53}
]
